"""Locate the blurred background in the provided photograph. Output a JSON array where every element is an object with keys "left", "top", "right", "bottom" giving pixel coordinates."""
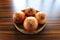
[{"left": 13, "top": 0, "right": 60, "bottom": 16}]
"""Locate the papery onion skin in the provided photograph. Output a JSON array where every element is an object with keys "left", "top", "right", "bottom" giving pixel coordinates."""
[
  {"left": 13, "top": 11, "right": 25, "bottom": 24},
  {"left": 35, "top": 12, "right": 46, "bottom": 24},
  {"left": 23, "top": 17, "right": 38, "bottom": 31}
]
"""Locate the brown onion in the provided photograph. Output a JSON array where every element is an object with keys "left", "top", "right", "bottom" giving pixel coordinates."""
[
  {"left": 23, "top": 17, "right": 38, "bottom": 31},
  {"left": 13, "top": 11, "right": 25, "bottom": 23},
  {"left": 24, "top": 8, "right": 36, "bottom": 16},
  {"left": 35, "top": 12, "right": 46, "bottom": 24}
]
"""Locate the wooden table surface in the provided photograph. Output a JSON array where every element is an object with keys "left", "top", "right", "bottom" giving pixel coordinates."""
[{"left": 0, "top": 0, "right": 60, "bottom": 40}]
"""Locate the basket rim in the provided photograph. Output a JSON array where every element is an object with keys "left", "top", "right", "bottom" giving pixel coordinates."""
[{"left": 14, "top": 23, "right": 46, "bottom": 34}]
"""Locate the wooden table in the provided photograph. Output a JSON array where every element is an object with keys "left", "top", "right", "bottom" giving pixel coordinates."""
[{"left": 0, "top": 0, "right": 60, "bottom": 40}]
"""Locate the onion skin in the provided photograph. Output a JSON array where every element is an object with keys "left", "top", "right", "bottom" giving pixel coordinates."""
[
  {"left": 24, "top": 8, "right": 36, "bottom": 16},
  {"left": 23, "top": 17, "right": 38, "bottom": 31},
  {"left": 35, "top": 12, "right": 46, "bottom": 24},
  {"left": 13, "top": 11, "right": 25, "bottom": 23}
]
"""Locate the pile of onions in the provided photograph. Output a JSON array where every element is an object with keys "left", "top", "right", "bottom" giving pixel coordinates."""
[{"left": 14, "top": 8, "right": 46, "bottom": 31}]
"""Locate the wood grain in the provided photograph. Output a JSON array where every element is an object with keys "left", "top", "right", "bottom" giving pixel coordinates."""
[{"left": 0, "top": 0, "right": 60, "bottom": 40}]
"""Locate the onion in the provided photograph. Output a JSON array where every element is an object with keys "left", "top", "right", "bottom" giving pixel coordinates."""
[
  {"left": 24, "top": 8, "right": 36, "bottom": 16},
  {"left": 13, "top": 11, "right": 25, "bottom": 23},
  {"left": 35, "top": 12, "right": 46, "bottom": 24},
  {"left": 23, "top": 17, "right": 38, "bottom": 31}
]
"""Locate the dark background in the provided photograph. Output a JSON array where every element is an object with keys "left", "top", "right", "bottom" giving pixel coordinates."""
[{"left": 0, "top": 0, "right": 60, "bottom": 40}]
